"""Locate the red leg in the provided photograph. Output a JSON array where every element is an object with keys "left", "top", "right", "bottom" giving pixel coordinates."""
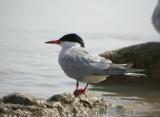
[
  {"left": 83, "top": 83, "right": 89, "bottom": 91},
  {"left": 76, "top": 81, "right": 79, "bottom": 90},
  {"left": 74, "top": 83, "right": 89, "bottom": 96},
  {"left": 74, "top": 81, "right": 79, "bottom": 96}
]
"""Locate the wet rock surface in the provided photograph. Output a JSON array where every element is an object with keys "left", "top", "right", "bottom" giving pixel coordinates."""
[
  {"left": 100, "top": 42, "right": 160, "bottom": 86},
  {"left": 0, "top": 92, "right": 109, "bottom": 117}
]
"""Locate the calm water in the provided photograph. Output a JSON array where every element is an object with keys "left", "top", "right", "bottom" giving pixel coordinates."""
[
  {"left": 0, "top": 29, "right": 160, "bottom": 116},
  {"left": 1, "top": 0, "right": 160, "bottom": 116}
]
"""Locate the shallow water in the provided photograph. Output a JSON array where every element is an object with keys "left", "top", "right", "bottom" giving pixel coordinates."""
[
  {"left": 0, "top": 29, "right": 160, "bottom": 116},
  {"left": 93, "top": 86, "right": 160, "bottom": 117},
  {"left": 0, "top": 1, "right": 160, "bottom": 116}
]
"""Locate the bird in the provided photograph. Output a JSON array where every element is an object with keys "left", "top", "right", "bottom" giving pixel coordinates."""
[
  {"left": 152, "top": 0, "right": 160, "bottom": 33},
  {"left": 45, "top": 34, "right": 145, "bottom": 96}
]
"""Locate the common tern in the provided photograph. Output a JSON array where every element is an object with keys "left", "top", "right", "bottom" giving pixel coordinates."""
[{"left": 46, "top": 34, "right": 144, "bottom": 96}]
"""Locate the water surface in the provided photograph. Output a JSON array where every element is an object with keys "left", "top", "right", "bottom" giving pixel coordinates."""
[
  {"left": 0, "top": 0, "right": 160, "bottom": 116},
  {"left": 0, "top": 29, "right": 160, "bottom": 116}
]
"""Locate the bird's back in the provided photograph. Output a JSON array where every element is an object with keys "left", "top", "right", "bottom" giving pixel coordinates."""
[{"left": 58, "top": 46, "right": 110, "bottom": 80}]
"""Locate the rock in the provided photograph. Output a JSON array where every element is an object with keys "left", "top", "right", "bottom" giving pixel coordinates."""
[
  {"left": 0, "top": 92, "right": 110, "bottom": 117},
  {"left": 100, "top": 42, "right": 160, "bottom": 86},
  {"left": 1, "top": 93, "right": 45, "bottom": 106},
  {"left": 47, "top": 93, "right": 75, "bottom": 104}
]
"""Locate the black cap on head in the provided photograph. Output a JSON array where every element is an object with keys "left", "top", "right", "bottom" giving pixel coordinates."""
[{"left": 59, "top": 33, "right": 85, "bottom": 47}]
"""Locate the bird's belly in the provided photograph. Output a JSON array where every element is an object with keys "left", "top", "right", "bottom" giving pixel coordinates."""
[
  {"left": 79, "top": 75, "right": 107, "bottom": 84},
  {"left": 59, "top": 57, "right": 108, "bottom": 82}
]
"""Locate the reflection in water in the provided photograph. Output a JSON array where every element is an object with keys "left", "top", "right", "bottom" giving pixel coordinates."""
[{"left": 91, "top": 85, "right": 160, "bottom": 117}]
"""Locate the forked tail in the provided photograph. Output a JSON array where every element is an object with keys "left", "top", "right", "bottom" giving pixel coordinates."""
[
  {"left": 109, "top": 63, "right": 146, "bottom": 77},
  {"left": 124, "top": 68, "right": 146, "bottom": 77}
]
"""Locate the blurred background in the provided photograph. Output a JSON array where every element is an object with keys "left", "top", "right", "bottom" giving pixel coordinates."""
[
  {"left": 0, "top": 0, "right": 159, "bottom": 35},
  {"left": 0, "top": 0, "right": 160, "bottom": 116}
]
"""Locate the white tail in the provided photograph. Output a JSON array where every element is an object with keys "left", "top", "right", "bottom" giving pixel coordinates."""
[
  {"left": 124, "top": 73, "right": 146, "bottom": 77},
  {"left": 109, "top": 63, "right": 146, "bottom": 77}
]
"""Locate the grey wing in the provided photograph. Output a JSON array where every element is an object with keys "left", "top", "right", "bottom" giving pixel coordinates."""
[
  {"left": 73, "top": 49, "right": 112, "bottom": 75},
  {"left": 59, "top": 48, "right": 112, "bottom": 79},
  {"left": 62, "top": 48, "right": 145, "bottom": 79}
]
